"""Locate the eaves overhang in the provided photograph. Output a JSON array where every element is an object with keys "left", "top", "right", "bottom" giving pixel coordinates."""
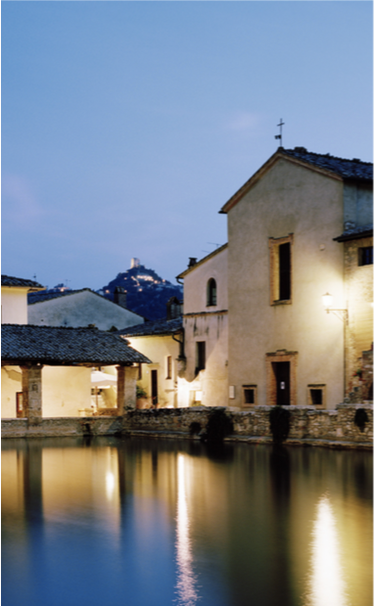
[
  {"left": 176, "top": 243, "right": 228, "bottom": 280},
  {"left": 333, "top": 227, "right": 373, "bottom": 242}
]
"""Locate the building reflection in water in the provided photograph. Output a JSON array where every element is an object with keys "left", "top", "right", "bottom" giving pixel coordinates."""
[
  {"left": 306, "top": 495, "right": 349, "bottom": 606},
  {"left": 175, "top": 453, "right": 199, "bottom": 606}
]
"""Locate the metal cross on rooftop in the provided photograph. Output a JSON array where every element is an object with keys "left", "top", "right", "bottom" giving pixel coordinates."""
[{"left": 274, "top": 119, "right": 285, "bottom": 147}]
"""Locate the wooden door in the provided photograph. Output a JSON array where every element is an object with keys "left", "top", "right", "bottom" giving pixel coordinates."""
[{"left": 275, "top": 362, "right": 290, "bottom": 406}]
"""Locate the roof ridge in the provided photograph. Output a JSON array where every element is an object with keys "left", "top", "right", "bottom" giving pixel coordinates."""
[{"left": 283, "top": 147, "right": 372, "bottom": 166}]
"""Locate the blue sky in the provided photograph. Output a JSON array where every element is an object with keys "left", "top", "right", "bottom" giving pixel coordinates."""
[{"left": 2, "top": 1, "right": 372, "bottom": 290}]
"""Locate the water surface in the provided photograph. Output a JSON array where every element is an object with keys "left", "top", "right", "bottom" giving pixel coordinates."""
[{"left": 2, "top": 437, "right": 372, "bottom": 606}]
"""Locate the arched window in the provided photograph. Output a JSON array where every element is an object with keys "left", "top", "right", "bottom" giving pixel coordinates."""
[{"left": 207, "top": 278, "right": 217, "bottom": 306}]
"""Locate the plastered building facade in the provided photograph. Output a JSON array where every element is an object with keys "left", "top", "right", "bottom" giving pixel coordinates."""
[
  {"left": 119, "top": 317, "right": 183, "bottom": 408},
  {"left": 219, "top": 148, "right": 372, "bottom": 410},
  {"left": 1, "top": 276, "right": 149, "bottom": 420},
  {"left": 177, "top": 245, "right": 228, "bottom": 408}
]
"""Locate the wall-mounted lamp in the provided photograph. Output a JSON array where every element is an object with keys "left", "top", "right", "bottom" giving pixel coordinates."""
[{"left": 322, "top": 293, "right": 348, "bottom": 323}]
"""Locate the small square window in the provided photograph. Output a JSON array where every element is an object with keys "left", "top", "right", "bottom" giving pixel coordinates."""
[
  {"left": 307, "top": 384, "right": 326, "bottom": 408},
  {"left": 358, "top": 247, "right": 373, "bottom": 266},
  {"left": 242, "top": 385, "right": 257, "bottom": 407}
]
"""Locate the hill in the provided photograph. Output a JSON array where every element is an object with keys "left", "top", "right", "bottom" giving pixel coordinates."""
[{"left": 98, "top": 260, "right": 183, "bottom": 321}]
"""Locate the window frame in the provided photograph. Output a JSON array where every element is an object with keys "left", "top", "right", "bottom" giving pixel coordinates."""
[
  {"left": 195, "top": 341, "right": 206, "bottom": 375},
  {"left": 358, "top": 246, "right": 373, "bottom": 266},
  {"left": 269, "top": 234, "right": 293, "bottom": 305},
  {"left": 266, "top": 349, "right": 298, "bottom": 406},
  {"left": 307, "top": 384, "right": 326, "bottom": 409},
  {"left": 242, "top": 385, "right": 257, "bottom": 407},
  {"left": 206, "top": 278, "right": 217, "bottom": 307}
]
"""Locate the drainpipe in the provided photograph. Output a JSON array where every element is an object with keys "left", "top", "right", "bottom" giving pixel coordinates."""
[{"left": 172, "top": 329, "right": 185, "bottom": 360}]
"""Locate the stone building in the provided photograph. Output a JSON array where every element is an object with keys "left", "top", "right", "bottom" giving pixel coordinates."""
[{"left": 333, "top": 224, "right": 373, "bottom": 401}]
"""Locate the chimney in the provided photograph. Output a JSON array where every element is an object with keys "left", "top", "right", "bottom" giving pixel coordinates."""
[
  {"left": 188, "top": 257, "right": 197, "bottom": 268},
  {"left": 114, "top": 287, "right": 127, "bottom": 309},
  {"left": 167, "top": 296, "right": 183, "bottom": 320}
]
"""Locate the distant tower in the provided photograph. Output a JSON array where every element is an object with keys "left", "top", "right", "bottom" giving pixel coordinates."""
[{"left": 131, "top": 257, "right": 140, "bottom": 269}]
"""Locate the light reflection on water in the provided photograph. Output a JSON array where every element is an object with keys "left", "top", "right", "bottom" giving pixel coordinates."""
[
  {"left": 305, "top": 495, "right": 349, "bottom": 606},
  {"left": 175, "top": 454, "right": 199, "bottom": 606},
  {"left": 1, "top": 438, "right": 372, "bottom": 606}
]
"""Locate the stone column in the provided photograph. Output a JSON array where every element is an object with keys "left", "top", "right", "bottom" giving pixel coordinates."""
[
  {"left": 124, "top": 366, "right": 138, "bottom": 410},
  {"left": 21, "top": 364, "right": 43, "bottom": 420},
  {"left": 21, "top": 365, "right": 30, "bottom": 418},
  {"left": 117, "top": 365, "right": 126, "bottom": 415}
]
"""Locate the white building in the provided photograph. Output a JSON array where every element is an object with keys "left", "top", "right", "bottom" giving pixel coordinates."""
[
  {"left": 176, "top": 245, "right": 228, "bottom": 408},
  {"left": 28, "top": 287, "right": 144, "bottom": 331}
]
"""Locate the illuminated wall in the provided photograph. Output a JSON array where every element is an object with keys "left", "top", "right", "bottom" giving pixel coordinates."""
[
  {"left": 179, "top": 245, "right": 228, "bottom": 407},
  {"left": 226, "top": 158, "right": 345, "bottom": 409},
  {"left": 1, "top": 286, "right": 29, "bottom": 324},
  {"left": 126, "top": 335, "right": 180, "bottom": 408},
  {"left": 42, "top": 366, "right": 92, "bottom": 416}
]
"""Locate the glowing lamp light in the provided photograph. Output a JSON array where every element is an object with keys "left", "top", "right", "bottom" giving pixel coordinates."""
[
  {"left": 322, "top": 292, "right": 333, "bottom": 311},
  {"left": 322, "top": 292, "right": 348, "bottom": 323}
]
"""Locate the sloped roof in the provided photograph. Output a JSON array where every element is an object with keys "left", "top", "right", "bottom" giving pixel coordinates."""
[
  {"left": 176, "top": 243, "right": 228, "bottom": 280},
  {"left": 220, "top": 147, "right": 373, "bottom": 214},
  {"left": 28, "top": 289, "right": 77, "bottom": 304},
  {"left": 282, "top": 148, "right": 373, "bottom": 181},
  {"left": 28, "top": 287, "right": 143, "bottom": 318},
  {"left": 118, "top": 316, "right": 183, "bottom": 337},
  {"left": 333, "top": 223, "right": 373, "bottom": 242},
  {"left": 1, "top": 324, "right": 151, "bottom": 365},
  {"left": 2, "top": 275, "right": 44, "bottom": 289}
]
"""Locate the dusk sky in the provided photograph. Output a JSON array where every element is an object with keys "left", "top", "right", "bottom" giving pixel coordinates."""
[{"left": 2, "top": 1, "right": 372, "bottom": 291}]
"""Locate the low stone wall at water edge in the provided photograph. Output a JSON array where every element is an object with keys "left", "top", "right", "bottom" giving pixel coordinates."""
[
  {"left": 124, "top": 404, "right": 373, "bottom": 448},
  {"left": 1, "top": 416, "right": 123, "bottom": 438},
  {"left": 2, "top": 405, "right": 372, "bottom": 447}
]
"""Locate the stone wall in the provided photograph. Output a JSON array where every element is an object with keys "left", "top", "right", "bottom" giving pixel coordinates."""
[
  {"left": 124, "top": 404, "right": 373, "bottom": 447},
  {"left": 1, "top": 416, "right": 123, "bottom": 438},
  {"left": 343, "top": 235, "right": 373, "bottom": 400},
  {"left": 2, "top": 405, "right": 372, "bottom": 447}
]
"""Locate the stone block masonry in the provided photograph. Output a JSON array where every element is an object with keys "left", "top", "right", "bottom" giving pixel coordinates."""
[
  {"left": 124, "top": 404, "right": 373, "bottom": 449},
  {"left": 2, "top": 404, "right": 372, "bottom": 448},
  {"left": 1, "top": 416, "right": 123, "bottom": 438}
]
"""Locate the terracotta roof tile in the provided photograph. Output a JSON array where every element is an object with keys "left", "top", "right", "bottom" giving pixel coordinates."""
[
  {"left": 118, "top": 316, "right": 183, "bottom": 337},
  {"left": 282, "top": 148, "right": 373, "bottom": 181},
  {"left": 1, "top": 275, "right": 44, "bottom": 289},
  {"left": 1, "top": 324, "right": 151, "bottom": 365}
]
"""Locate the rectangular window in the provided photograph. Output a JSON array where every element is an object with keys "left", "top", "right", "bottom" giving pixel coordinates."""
[
  {"left": 195, "top": 341, "right": 206, "bottom": 375},
  {"left": 166, "top": 356, "right": 172, "bottom": 379},
  {"left": 269, "top": 234, "right": 293, "bottom": 305},
  {"left": 242, "top": 385, "right": 257, "bottom": 406},
  {"left": 358, "top": 247, "right": 373, "bottom": 266},
  {"left": 307, "top": 384, "right": 326, "bottom": 408},
  {"left": 279, "top": 242, "right": 291, "bottom": 301}
]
